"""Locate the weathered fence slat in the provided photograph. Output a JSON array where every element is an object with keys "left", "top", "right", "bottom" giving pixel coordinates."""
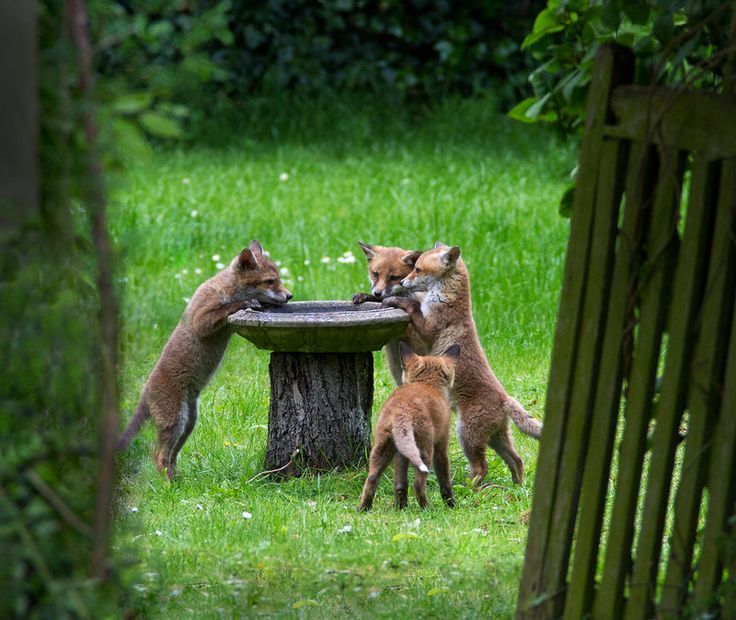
[
  {"left": 607, "top": 86, "right": 736, "bottom": 159},
  {"left": 623, "top": 153, "right": 716, "bottom": 619},
  {"left": 590, "top": 143, "right": 663, "bottom": 620},
  {"left": 660, "top": 157, "right": 736, "bottom": 617},
  {"left": 516, "top": 44, "right": 634, "bottom": 618},
  {"left": 538, "top": 136, "right": 632, "bottom": 618},
  {"left": 517, "top": 40, "right": 736, "bottom": 620},
  {"left": 692, "top": 221, "right": 736, "bottom": 613},
  {"left": 562, "top": 139, "right": 634, "bottom": 620}
]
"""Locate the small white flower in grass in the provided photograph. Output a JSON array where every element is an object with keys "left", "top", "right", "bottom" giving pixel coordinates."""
[
  {"left": 190, "top": 209, "right": 198, "bottom": 218},
  {"left": 182, "top": 269, "right": 188, "bottom": 275},
  {"left": 297, "top": 276, "right": 304, "bottom": 282},
  {"left": 401, "top": 178, "right": 411, "bottom": 186},
  {"left": 279, "top": 172, "right": 289, "bottom": 182},
  {"left": 242, "top": 511, "right": 253, "bottom": 520},
  {"left": 182, "top": 178, "right": 191, "bottom": 185},
  {"left": 195, "top": 268, "right": 202, "bottom": 275},
  {"left": 337, "top": 524, "right": 352, "bottom": 534},
  {"left": 183, "top": 297, "right": 190, "bottom": 304},
  {"left": 174, "top": 273, "right": 182, "bottom": 279},
  {"left": 196, "top": 504, "right": 203, "bottom": 511},
  {"left": 320, "top": 256, "right": 331, "bottom": 264},
  {"left": 303, "top": 259, "right": 310, "bottom": 266},
  {"left": 274, "top": 260, "right": 282, "bottom": 267},
  {"left": 211, "top": 254, "right": 221, "bottom": 262},
  {"left": 306, "top": 500, "right": 317, "bottom": 508},
  {"left": 130, "top": 506, "right": 138, "bottom": 513},
  {"left": 155, "top": 530, "right": 163, "bottom": 537},
  {"left": 215, "top": 262, "right": 225, "bottom": 269},
  {"left": 280, "top": 267, "right": 289, "bottom": 276},
  {"left": 368, "top": 591, "right": 379, "bottom": 600}
]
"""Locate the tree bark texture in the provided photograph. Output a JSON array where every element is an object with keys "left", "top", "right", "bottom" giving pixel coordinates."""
[{"left": 265, "top": 352, "right": 374, "bottom": 476}]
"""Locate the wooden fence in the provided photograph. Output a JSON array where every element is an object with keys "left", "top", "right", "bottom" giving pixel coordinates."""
[{"left": 516, "top": 43, "right": 736, "bottom": 619}]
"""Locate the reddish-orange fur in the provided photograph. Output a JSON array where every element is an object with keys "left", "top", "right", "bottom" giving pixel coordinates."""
[
  {"left": 358, "top": 343, "right": 459, "bottom": 511},
  {"left": 384, "top": 243, "right": 542, "bottom": 486},
  {"left": 117, "top": 240, "right": 291, "bottom": 479}
]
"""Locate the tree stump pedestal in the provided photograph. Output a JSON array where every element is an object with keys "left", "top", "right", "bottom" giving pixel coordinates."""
[{"left": 228, "top": 301, "right": 408, "bottom": 478}]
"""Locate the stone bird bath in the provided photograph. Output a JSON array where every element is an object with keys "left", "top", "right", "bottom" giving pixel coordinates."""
[{"left": 228, "top": 301, "right": 409, "bottom": 477}]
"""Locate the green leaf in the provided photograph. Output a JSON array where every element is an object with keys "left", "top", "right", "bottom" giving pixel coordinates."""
[
  {"left": 623, "top": 1, "right": 650, "bottom": 25},
  {"left": 292, "top": 599, "right": 319, "bottom": 609},
  {"left": 507, "top": 98, "right": 539, "bottom": 123},
  {"left": 391, "top": 532, "right": 419, "bottom": 542},
  {"left": 112, "top": 92, "right": 153, "bottom": 115},
  {"left": 522, "top": 9, "right": 565, "bottom": 49},
  {"left": 139, "top": 112, "right": 183, "bottom": 139}
]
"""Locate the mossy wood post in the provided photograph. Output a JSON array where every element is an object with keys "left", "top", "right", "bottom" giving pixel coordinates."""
[
  {"left": 517, "top": 41, "right": 736, "bottom": 619},
  {"left": 229, "top": 301, "right": 409, "bottom": 478}
]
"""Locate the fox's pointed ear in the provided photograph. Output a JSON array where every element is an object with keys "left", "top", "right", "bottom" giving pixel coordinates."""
[
  {"left": 237, "top": 248, "right": 260, "bottom": 271},
  {"left": 401, "top": 250, "right": 422, "bottom": 266},
  {"left": 357, "top": 242, "right": 377, "bottom": 261},
  {"left": 443, "top": 344, "right": 461, "bottom": 360},
  {"left": 248, "top": 240, "right": 264, "bottom": 256},
  {"left": 434, "top": 241, "right": 447, "bottom": 248},
  {"left": 399, "top": 341, "right": 417, "bottom": 365},
  {"left": 439, "top": 245, "right": 461, "bottom": 266}
]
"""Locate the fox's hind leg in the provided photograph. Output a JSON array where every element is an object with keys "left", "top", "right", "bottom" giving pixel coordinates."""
[
  {"left": 151, "top": 397, "right": 188, "bottom": 480},
  {"left": 358, "top": 437, "right": 395, "bottom": 512},
  {"left": 393, "top": 454, "right": 410, "bottom": 509},
  {"left": 489, "top": 424, "right": 524, "bottom": 484},
  {"left": 413, "top": 445, "right": 433, "bottom": 508},
  {"left": 433, "top": 444, "right": 455, "bottom": 507},
  {"left": 169, "top": 395, "right": 199, "bottom": 475},
  {"left": 458, "top": 419, "right": 489, "bottom": 488}
]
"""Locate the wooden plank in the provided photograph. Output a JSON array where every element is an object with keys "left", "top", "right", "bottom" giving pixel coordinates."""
[
  {"left": 660, "top": 157, "right": 736, "bottom": 617},
  {"left": 605, "top": 86, "right": 736, "bottom": 159},
  {"left": 533, "top": 137, "right": 630, "bottom": 618},
  {"left": 516, "top": 43, "right": 634, "bottom": 619},
  {"left": 593, "top": 155, "right": 712, "bottom": 618},
  {"left": 692, "top": 240, "right": 736, "bottom": 614},
  {"left": 565, "top": 147, "right": 684, "bottom": 620},
  {"left": 619, "top": 148, "right": 688, "bottom": 619}
]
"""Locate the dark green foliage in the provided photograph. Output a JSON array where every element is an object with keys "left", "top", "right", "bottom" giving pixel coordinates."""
[
  {"left": 95, "top": 0, "right": 543, "bottom": 120},
  {"left": 0, "top": 1, "right": 127, "bottom": 616},
  {"left": 510, "top": 0, "right": 734, "bottom": 135}
]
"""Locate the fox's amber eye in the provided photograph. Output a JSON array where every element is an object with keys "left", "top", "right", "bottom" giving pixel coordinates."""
[
  {"left": 372, "top": 271, "right": 379, "bottom": 279},
  {"left": 414, "top": 268, "right": 422, "bottom": 274},
  {"left": 389, "top": 274, "right": 401, "bottom": 281},
  {"left": 264, "top": 279, "right": 275, "bottom": 285}
]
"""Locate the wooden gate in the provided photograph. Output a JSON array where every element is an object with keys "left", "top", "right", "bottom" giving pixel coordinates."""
[{"left": 516, "top": 43, "right": 736, "bottom": 619}]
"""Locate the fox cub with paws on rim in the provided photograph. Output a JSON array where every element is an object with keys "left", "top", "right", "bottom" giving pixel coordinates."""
[
  {"left": 117, "top": 240, "right": 292, "bottom": 479},
  {"left": 352, "top": 242, "right": 427, "bottom": 385},
  {"left": 358, "top": 343, "right": 459, "bottom": 512},
  {"left": 383, "top": 242, "right": 542, "bottom": 486}
]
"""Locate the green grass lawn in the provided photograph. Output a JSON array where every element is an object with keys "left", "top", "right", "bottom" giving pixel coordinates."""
[{"left": 111, "top": 94, "right": 577, "bottom": 618}]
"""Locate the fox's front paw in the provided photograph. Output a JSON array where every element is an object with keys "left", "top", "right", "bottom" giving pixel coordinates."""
[
  {"left": 382, "top": 296, "right": 410, "bottom": 311},
  {"left": 352, "top": 292, "right": 375, "bottom": 305},
  {"left": 240, "top": 299, "right": 262, "bottom": 310}
]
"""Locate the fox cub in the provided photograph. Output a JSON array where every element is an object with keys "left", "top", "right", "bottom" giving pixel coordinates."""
[
  {"left": 358, "top": 342, "right": 459, "bottom": 512},
  {"left": 353, "top": 242, "right": 426, "bottom": 384},
  {"left": 385, "top": 243, "right": 542, "bottom": 486},
  {"left": 117, "top": 240, "right": 292, "bottom": 479}
]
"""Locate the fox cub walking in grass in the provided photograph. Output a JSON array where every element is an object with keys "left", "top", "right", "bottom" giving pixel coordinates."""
[
  {"left": 117, "top": 240, "right": 292, "bottom": 479},
  {"left": 384, "top": 243, "right": 542, "bottom": 486},
  {"left": 352, "top": 242, "right": 426, "bottom": 384},
  {"left": 358, "top": 343, "right": 459, "bottom": 512}
]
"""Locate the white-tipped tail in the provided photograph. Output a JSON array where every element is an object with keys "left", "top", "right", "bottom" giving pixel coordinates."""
[
  {"left": 392, "top": 419, "right": 430, "bottom": 473},
  {"left": 504, "top": 398, "right": 543, "bottom": 440}
]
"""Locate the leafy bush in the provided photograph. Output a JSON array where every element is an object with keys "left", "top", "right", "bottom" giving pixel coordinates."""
[
  {"left": 94, "top": 0, "right": 544, "bottom": 132},
  {"left": 509, "top": 0, "right": 734, "bottom": 135}
]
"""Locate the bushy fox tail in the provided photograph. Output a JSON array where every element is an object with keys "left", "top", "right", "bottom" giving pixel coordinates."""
[
  {"left": 504, "top": 397, "right": 543, "bottom": 440},
  {"left": 392, "top": 419, "right": 429, "bottom": 473},
  {"left": 116, "top": 399, "right": 150, "bottom": 451}
]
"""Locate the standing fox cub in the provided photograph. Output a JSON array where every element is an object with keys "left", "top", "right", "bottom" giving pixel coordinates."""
[
  {"left": 385, "top": 243, "right": 542, "bottom": 486},
  {"left": 358, "top": 343, "right": 459, "bottom": 512},
  {"left": 352, "top": 242, "right": 426, "bottom": 384},
  {"left": 117, "top": 240, "right": 292, "bottom": 479}
]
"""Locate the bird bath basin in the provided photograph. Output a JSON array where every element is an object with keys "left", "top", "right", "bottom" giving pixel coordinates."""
[{"left": 228, "top": 301, "right": 409, "bottom": 477}]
